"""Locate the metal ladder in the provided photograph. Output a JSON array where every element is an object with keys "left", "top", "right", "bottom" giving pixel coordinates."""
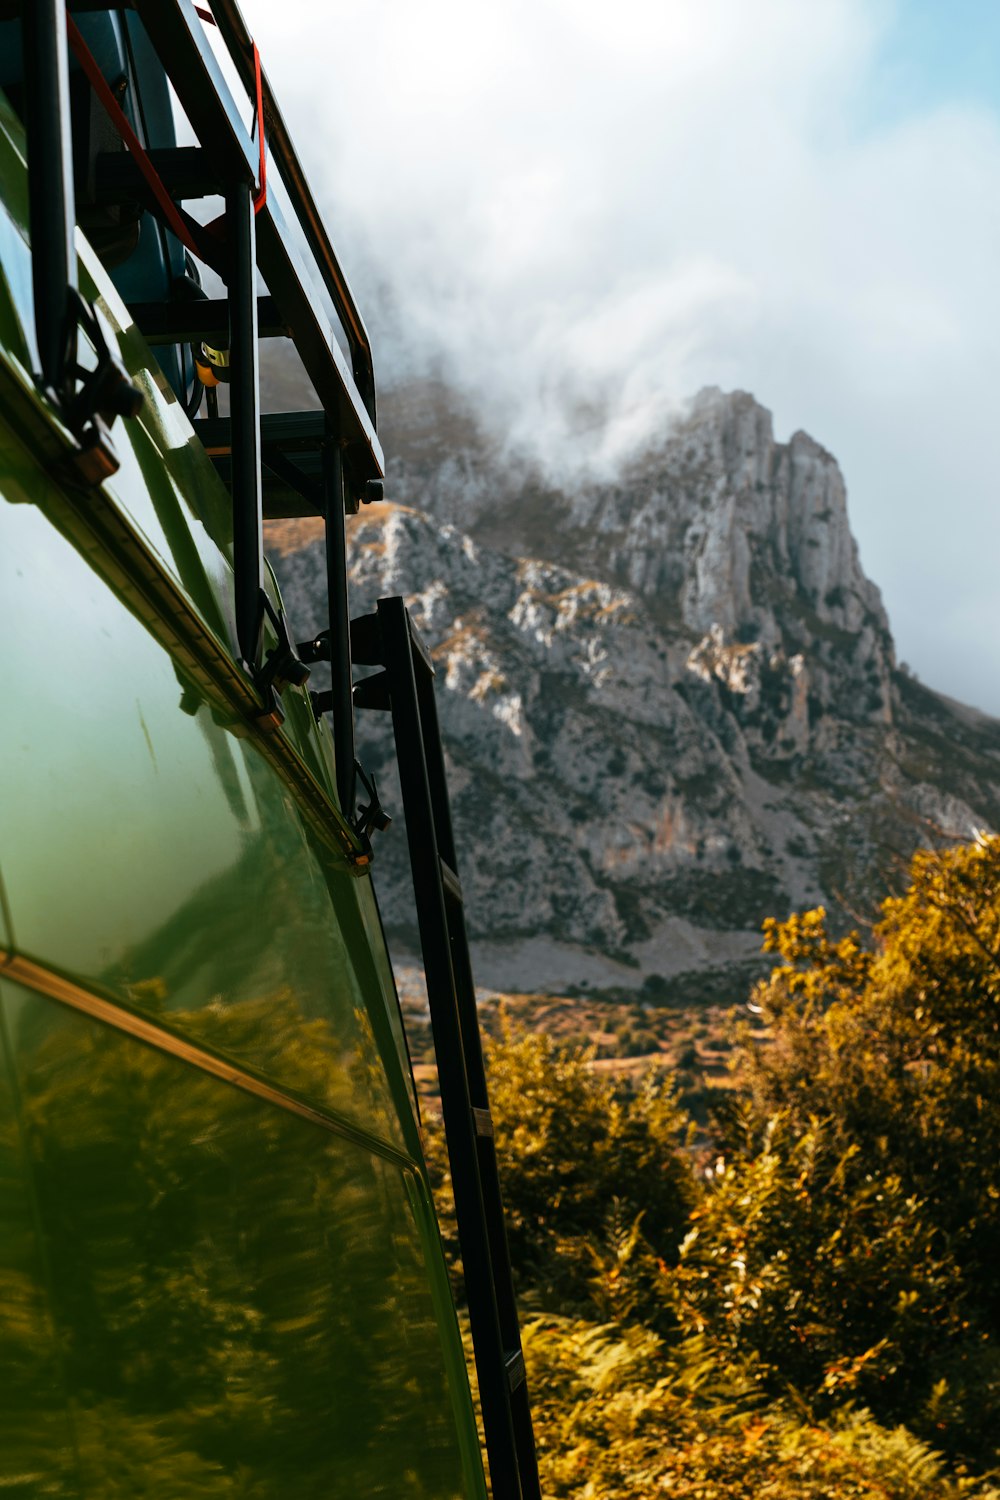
[{"left": 351, "top": 595, "right": 542, "bottom": 1500}]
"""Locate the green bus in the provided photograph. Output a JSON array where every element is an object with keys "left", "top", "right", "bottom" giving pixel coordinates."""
[{"left": 0, "top": 3, "right": 537, "bottom": 1494}]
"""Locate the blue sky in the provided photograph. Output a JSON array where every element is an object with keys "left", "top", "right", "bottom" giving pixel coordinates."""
[
  {"left": 870, "top": 2, "right": 1000, "bottom": 127},
  {"left": 255, "top": 0, "right": 1000, "bottom": 714}
]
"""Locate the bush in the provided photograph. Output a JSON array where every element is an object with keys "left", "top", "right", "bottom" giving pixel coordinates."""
[
  {"left": 424, "top": 1018, "right": 694, "bottom": 1325},
  {"left": 426, "top": 837, "right": 1000, "bottom": 1487},
  {"left": 676, "top": 1113, "right": 965, "bottom": 1421},
  {"left": 521, "top": 1316, "right": 998, "bottom": 1500},
  {"left": 701, "top": 836, "right": 1000, "bottom": 1466}
]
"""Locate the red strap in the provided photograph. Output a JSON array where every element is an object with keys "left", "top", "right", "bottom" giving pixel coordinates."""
[
  {"left": 194, "top": 0, "right": 265, "bottom": 208},
  {"left": 68, "top": 12, "right": 266, "bottom": 259},
  {"left": 199, "top": 43, "right": 265, "bottom": 243},
  {"left": 195, "top": 4, "right": 266, "bottom": 214},
  {"left": 250, "top": 39, "right": 266, "bottom": 213},
  {"left": 205, "top": 39, "right": 266, "bottom": 228},
  {"left": 66, "top": 16, "right": 202, "bottom": 258}
]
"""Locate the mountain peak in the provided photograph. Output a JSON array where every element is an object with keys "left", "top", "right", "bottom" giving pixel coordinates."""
[{"left": 269, "top": 377, "right": 1000, "bottom": 996}]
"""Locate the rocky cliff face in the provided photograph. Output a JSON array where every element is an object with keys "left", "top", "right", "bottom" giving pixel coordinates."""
[{"left": 268, "top": 386, "right": 1000, "bottom": 999}]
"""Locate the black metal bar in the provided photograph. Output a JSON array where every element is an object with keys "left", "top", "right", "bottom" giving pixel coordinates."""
[
  {"left": 377, "top": 595, "right": 525, "bottom": 1500},
  {"left": 227, "top": 180, "right": 263, "bottom": 670},
  {"left": 510, "top": 1385, "right": 542, "bottom": 1500},
  {"left": 439, "top": 857, "right": 464, "bottom": 906},
  {"left": 194, "top": 409, "right": 327, "bottom": 454},
  {"left": 259, "top": 410, "right": 328, "bottom": 451},
  {"left": 349, "top": 611, "right": 383, "bottom": 667},
  {"left": 131, "top": 0, "right": 383, "bottom": 478},
  {"left": 256, "top": 197, "right": 383, "bottom": 477},
  {"left": 194, "top": 412, "right": 330, "bottom": 518},
  {"left": 265, "top": 479, "right": 324, "bottom": 523},
  {"left": 261, "top": 447, "right": 321, "bottom": 508},
  {"left": 414, "top": 670, "right": 455, "bottom": 862},
  {"left": 351, "top": 669, "right": 389, "bottom": 713},
  {"left": 407, "top": 615, "right": 436, "bottom": 677},
  {"left": 93, "top": 145, "right": 219, "bottom": 203},
  {"left": 323, "top": 443, "right": 356, "bottom": 817},
  {"left": 22, "top": 0, "right": 76, "bottom": 395},
  {"left": 411, "top": 625, "right": 541, "bottom": 1499},
  {"left": 505, "top": 1349, "right": 526, "bottom": 1391},
  {"left": 129, "top": 295, "right": 287, "bottom": 345}
]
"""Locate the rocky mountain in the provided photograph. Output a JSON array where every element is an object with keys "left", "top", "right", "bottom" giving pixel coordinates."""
[{"left": 268, "top": 385, "right": 1000, "bottom": 1001}]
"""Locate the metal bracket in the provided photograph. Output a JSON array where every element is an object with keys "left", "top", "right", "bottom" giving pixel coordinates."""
[
  {"left": 253, "top": 590, "right": 310, "bottom": 729},
  {"left": 296, "top": 629, "right": 331, "bottom": 665},
  {"left": 352, "top": 670, "right": 391, "bottom": 712},
  {"left": 352, "top": 758, "right": 391, "bottom": 853},
  {"left": 63, "top": 291, "right": 144, "bottom": 485},
  {"left": 342, "top": 444, "right": 384, "bottom": 514},
  {"left": 349, "top": 611, "right": 383, "bottom": 667}
]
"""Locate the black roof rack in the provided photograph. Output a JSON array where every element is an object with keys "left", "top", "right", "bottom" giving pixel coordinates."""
[
  {"left": 196, "top": 410, "right": 337, "bottom": 520},
  {"left": 121, "top": 0, "right": 383, "bottom": 481},
  {"left": 15, "top": 0, "right": 381, "bottom": 805}
]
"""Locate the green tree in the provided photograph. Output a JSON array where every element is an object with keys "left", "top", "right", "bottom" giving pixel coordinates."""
[
  {"left": 684, "top": 835, "right": 1000, "bottom": 1465},
  {"left": 677, "top": 1113, "right": 965, "bottom": 1421}
]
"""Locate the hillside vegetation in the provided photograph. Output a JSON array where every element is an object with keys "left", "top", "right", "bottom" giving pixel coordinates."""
[{"left": 425, "top": 834, "right": 1000, "bottom": 1497}]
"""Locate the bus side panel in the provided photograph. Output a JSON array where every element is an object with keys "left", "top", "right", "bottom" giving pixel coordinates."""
[
  {"left": 0, "top": 453, "right": 406, "bottom": 1150},
  {"left": 0, "top": 974, "right": 470, "bottom": 1499},
  {"left": 0, "top": 412, "right": 485, "bottom": 1499}
]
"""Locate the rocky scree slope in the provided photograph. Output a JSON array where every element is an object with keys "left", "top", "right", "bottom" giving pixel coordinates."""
[{"left": 268, "top": 386, "right": 1000, "bottom": 998}]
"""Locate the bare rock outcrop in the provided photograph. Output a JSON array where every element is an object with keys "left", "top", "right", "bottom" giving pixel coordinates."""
[{"left": 268, "top": 387, "right": 1000, "bottom": 999}]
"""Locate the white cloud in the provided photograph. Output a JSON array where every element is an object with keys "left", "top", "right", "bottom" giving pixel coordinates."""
[{"left": 250, "top": 0, "right": 1000, "bottom": 711}]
